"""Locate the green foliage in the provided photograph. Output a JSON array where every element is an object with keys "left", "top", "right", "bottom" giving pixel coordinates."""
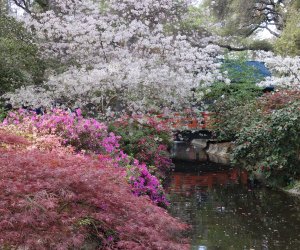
[
  {"left": 110, "top": 123, "right": 150, "bottom": 157},
  {"left": 0, "top": 15, "right": 46, "bottom": 96},
  {"left": 108, "top": 115, "right": 173, "bottom": 180},
  {"left": 203, "top": 82, "right": 262, "bottom": 103},
  {"left": 222, "top": 56, "right": 266, "bottom": 83},
  {"left": 232, "top": 103, "right": 300, "bottom": 186},
  {"left": 203, "top": 0, "right": 285, "bottom": 37},
  {"left": 275, "top": 7, "right": 300, "bottom": 56},
  {"left": 0, "top": 106, "right": 7, "bottom": 121},
  {"left": 163, "top": 3, "right": 213, "bottom": 39},
  {"left": 178, "top": 5, "right": 211, "bottom": 33},
  {"left": 203, "top": 0, "right": 258, "bottom": 36},
  {"left": 34, "top": 0, "right": 50, "bottom": 10},
  {"left": 285, "top": 180, "right": 300, "bottom": 193},
  {"left": 206, "top": 86, "right": 300, "bottom": 186},
  {"left": 198, "top": 54, "right": 264, "bottom": 100},
  {"left": 248, "top": 39, "right": 274, "bottom": 52},
  {"left": 209, "top": 96, "right": 261, "bottom": 141},
  {"left": 109, "top": 117, "right": 172, "bottom": 156},
  {"left": 0, "top": 0, "right": 8, "bottom": 14},
  {"left": 197, "top": 55, "right": 264, "bottom": 140}
]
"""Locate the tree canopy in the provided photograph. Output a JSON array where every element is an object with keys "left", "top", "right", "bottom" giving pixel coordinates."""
[
  {"left": 1, "top": 0, "right": 300, "bottom": 113},
  {"left": 274, "top": 0, "right": 300, "bottom": 55},
  {"left": 4, "top": 0, "right": 223, "bottom": 116},
  {"left": 203, "top": 0, "right": 291, "bottom": 37},
  {"left": 0, "top": 13, "right": 45, "bottom": 97}
]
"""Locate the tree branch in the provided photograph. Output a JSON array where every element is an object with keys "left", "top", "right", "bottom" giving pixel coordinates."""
[
  {"left": 215, "top": 43, "right": 271, "bottom": 51},
  {"left": 259, "top": 25, "right": 280, "bottom": 37},
  {"left": 12, "top": 0, "right": 31, "bottom": 14}
]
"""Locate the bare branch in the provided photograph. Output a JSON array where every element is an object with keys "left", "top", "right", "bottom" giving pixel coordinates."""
[
  {"left": 12, "top": 0, "right": 32, "bottom": 14},
  {"left": 259, "top": 25, "right": 280, "bottom": 37},
  {"left": 214, "top": 43, "right": 272, "bottom": 52}
]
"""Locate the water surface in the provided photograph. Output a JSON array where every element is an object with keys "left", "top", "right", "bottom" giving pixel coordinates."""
[{"left": 167, "top": 161, "right": 300, "bottom": 250}]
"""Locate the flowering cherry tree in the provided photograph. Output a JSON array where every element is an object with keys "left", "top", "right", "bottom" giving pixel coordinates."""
[
  {"left": 6, "top": 0, "right": 222, "bottom": 116},
  {"left": 256, "top": 51, "right": 300, "bottom": 89}
]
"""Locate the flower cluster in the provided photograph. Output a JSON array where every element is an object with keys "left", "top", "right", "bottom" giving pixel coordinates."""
[
  {"left": 3, "top": 109, "right": 119, "bottom": 154},
  {"left": 96, "top": 150, "right": 170, "bottom": 207},
  {"left": 126, "top": 159, "right": 170, "bottom": 207},
  {"left": 257, "top": 52, "right": 300, "bottom": 89}
]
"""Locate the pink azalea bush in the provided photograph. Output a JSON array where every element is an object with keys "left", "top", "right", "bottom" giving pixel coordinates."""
[
  {"left": 0, "top": 131, "right": 189, "bottom": 249},
  {"left": 3, "top": 108, "right": 120, "bottom": 154},
  {"left": 2, "top": 109, "right": 169, "bottom": 207},
  {"left": 96, "top": 151, "right": 169, "bottom": 207},
  {"left": 125, "top": 158, "right": 169, "bottom": 207}
]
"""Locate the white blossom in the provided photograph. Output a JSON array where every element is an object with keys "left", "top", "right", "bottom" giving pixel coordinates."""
[
  {"left": 6, "top": 0, "right": 223, "bottom": 116},
  {"left": 256, "top": 51, "right": 300, "bottom": 89}
]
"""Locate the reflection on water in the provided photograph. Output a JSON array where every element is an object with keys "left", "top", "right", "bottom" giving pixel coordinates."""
[
  {"left": 171, "top": 142, "right": 230, "bottom": 165},
  {"left": 167, "top": 163, "right": 300, "bottom": 250},
  {"left": 171, "top": 141, "right": 207, "bottom": 161}
]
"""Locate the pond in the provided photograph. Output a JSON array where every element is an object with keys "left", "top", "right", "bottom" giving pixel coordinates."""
[{"left": 167, "top": 143, "right": 300, "bottom": 250}]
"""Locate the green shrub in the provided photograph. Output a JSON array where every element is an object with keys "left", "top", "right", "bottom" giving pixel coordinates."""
[
  {"left": 108, "top": 115, "right": 173, "bottom": 180},
  {"left": 210, "top": 97, "right": 262, "bottom": 141},
  {"left": 196, "top": 54, "right": 266, "bottom": 140},
  {"left": 203, "top": 81, "right": 263, "bottom": 106},
  {"left": 232, "top": 101, "right": 300, "bottom": 186},
  {"left": 198, "top": 81, "right": 263, "bottom": 141}
]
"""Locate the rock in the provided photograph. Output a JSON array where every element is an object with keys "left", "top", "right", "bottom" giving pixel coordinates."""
[
  {"left": 191, "top": 139, "right": 209, "bottom": 149},
  {"left": 206, "top": 142, "right": 233, "bottom": 159}
]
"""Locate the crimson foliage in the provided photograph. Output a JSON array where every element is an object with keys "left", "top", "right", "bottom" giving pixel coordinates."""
[
  {"left": 258, "top": 89, "right": 300, "bottom": 112},
  {"left": 2, "top": 109, "right": 170, "bottom": 206},
  {"left": 0, "top": 129, "right": 29, "bottom": 146},
  {"left": 0, "top": 132, "right": 189, "bottom": 250}
]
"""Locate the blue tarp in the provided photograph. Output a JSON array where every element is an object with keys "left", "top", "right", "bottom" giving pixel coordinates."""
[
  {"left": 245, "top": 61, "right": 272, "bottom": 78},
  {"left": 221, "top": 60, "right": 272, "bottom": 83}
]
